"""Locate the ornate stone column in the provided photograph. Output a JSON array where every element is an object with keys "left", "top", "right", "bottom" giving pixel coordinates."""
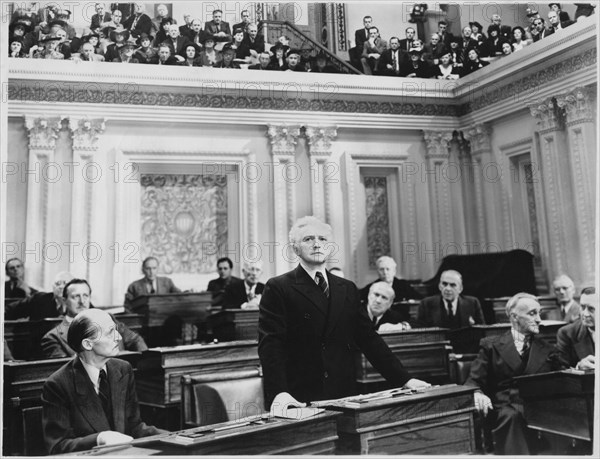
[
  {"left": 305, "top": 126, "right": 337, "bottom": 223},
  {"left": 556, "top": 87, "right": 597, "bottom": 283},
  {"left": 422, "top": 130, "right": 454, "bottom": 250},
  {"left": 24, "top": 116, "right": 64, "bottom": 288},
  {"left": 267, "top": 124, "right": 301, "bottom": 273},
  {"left": 68, "top": 117, "right": 106, "bottom": 280}
]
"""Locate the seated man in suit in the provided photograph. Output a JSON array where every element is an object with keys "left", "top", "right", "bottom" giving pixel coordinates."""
[
  {"left": 5, "top": 257, "right": 38, "bottom": 298},
  {"left": 360, "top": 255, "right": 421, "bottom": 304},
  {"left": 360, "top": 26, "right": 387, "bottom": 75},
  {"left": 42, "top": 279, "right": 147, "bottom": 358},
  {"left": 417, "top": 270, "right": 485, "bottom": 329},
  {"left": 204, "top": 9, "right": 231, "bottom": 44},
  {"left": 552, "top": 274, "right": 581, "bottom": 322},
  {"left": 5, "top": 271, "right": 73, "bottom": 320},
  {"left": 556, "top": 286, "right": 596, "bottom": 370},
  {"left": 366, "top": 281, "right": 411, "bottom": 331},
  {"left": 162, "top": 24, "right": 190, "bottom": 60},
  {"left": 122, "top": 2, "right": 152, "bottom": 38},
  {"left": 466, "top": 293, "right": 560, "bottom": 455},
  {"left": 124, "top": 257, "right": 181, "bottom": 305},
  {"left": 42, "top": 308, "right": 164, "bottom": 454},
  {"left": 206, "top": 257, "right": 241, "bottom": 305},
  {"left": 547, "top": 9, "right": 574, "bottom": 32},
  {"left": 222, "top": 260, "right": 265, "bottom": 309}
]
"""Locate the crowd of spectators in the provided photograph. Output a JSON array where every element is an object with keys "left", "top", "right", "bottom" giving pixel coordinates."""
[{"left": 8, "top": 2, "right": 596, "bottom": 79}]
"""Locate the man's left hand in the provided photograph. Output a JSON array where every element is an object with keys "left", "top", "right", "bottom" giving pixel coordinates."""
[{"left": 403, "top": 378, "right": 431, "bottom": 390}]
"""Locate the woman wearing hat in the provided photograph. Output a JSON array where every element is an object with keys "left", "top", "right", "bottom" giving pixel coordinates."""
[
  {"left": 198, "top": 35, "right": 221, "bottom": 67},
  {"left": 432, "top": 51, "right": 461, "bottom": 80},
  {"left": 400, "top": 46, "right": 431, "bottom": 78},
  {"left": 483, "top": 24, "right": 503, "bottom": 57},
  {"left": 105, "top": 26, "right": 131, "bottom": 62},
  {"left": 469, "top": 22, "right": 486, "bottom": 48},
  {"left": 113, "top": 38, "right": 140, "bottom": 63},
  {"left": 153, "top": 17, "right": 175, "bottom": 47},
  {"left": 268, "top": 42, "right": 287, "bottom": 70},
  {"left": 29, "top": 34, "right": 64, "bottom": 59},
  {"left": 214, "top": 44, "right": 241, "bottom": 69},
  {"left": 9, "top": 37, "right": 28, "bottom": 58},
  {"left": 134, "top": 33, "right": 158, "bottom": 64},
  {"left": 182, "top": 43, "right": 202, "bottom": 67},
  {"left": 9, "top": 19, "right": 36, "bottom": 54},
  {"left": 230, "top": 27, "right": 251, "bottom": 63}
]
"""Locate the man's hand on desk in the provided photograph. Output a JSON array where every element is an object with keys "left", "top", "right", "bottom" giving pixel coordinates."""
[
  {"left": 576, "top": 355, "right": 596, "bottom": 371},
  {"left": 270, "top": 392, "right": 306, "bottom": 413},
  {"left": 473, "top": 391, "right": 493, "bottom": 416},
  {"left": 378, "top": 322, "right": 411, "bottom": 332},
  {"left": 402, "top": 378, "right": 431, "bottom": 390},
  {"left": 97, "top": 431, "right": 133, "bottom": 446}
]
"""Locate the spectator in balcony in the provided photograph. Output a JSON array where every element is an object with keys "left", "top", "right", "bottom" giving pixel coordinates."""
[
  {"left": 310, "top": 51, "right": 339, "bottom": 73},
  {"left": 54, "top": 8, "right": 76, "bottom": 40},
  {"left": 242, "top": 23, "right": 265, "bottom": 59},
  {"left": 459, "top": 26, "right": 480, "bottom": 63},
  {"left": 574, "top": 3, "right": 596, "bottom": 21},
  {"left": 400, "top": 46, "right": 431, "bottom": 78},
  {"left": 50, "top": 23, "right": 75, "bottom": 59},
  {"left": 153, "top": 17, "right": 173, "bottom": 47},
  {"left": 75, "top": 42, "right": 105, "bottom": 62},
  {"left": 151, "top": 4, "right": 170, "bottom": 36},
  {"left": 205, "top": 9, "right": 232, "bottom": 44},
  {"left": 233, "top": 10, "right": 251, "bottom": 33},
  {"left": 134, "top": 33, "right": 157, "bottom": 64},
  {"left": 490, "top": 13, "right": 511, "bottom": 40},
  {"left": 181, "top": 43, "right": 202, "bottom": 67},
  {"left": 399, "top": 27, "right": 416, "bottom": 53},
  {"left": 104, "top": 26, "right": 129, "bottom": 63},
  {"left": 380, "top": 37, "right": 403, "bottom": 76},
  {"left": 511, "top": 26, "right": 529, "bottom": 52},
  {"left": 277, "top": 35, "right": 291, "bottom": 56},
  {"left": 269, "top": 43, "right": 287, "bottom": 70},
  {"left": 437, "top": 20, "right": 454, "bottom": 46},
  {"left": 469, "top": 21, "right": 486, "bottom": 47},
  {"left": 361, "top": 26, "right": 387, "bottom": 75},
  {"left": 549, "top": 3, "right": 572, "bottom": 22},
  {"left": 156, "top": 43, "right": 178, "bottom": 65},
  {"left": 483, "top": 24, "right": 503, "bottom": 57},
  {"left": 30, "top": 34, "right": 64, "bottom": 59},
  {"left": 447, "top": 36, "right": 464, "bottom": 69},
  {"left": 98, "top": 25, "right": 113, "bottom": 55},
  {"left": 9, "top": 37, "right": 28, "bottom": 58},
  {"left": 162, "top": 24, "right": 191, "bottom": 60},
  {"left": 351, "top": 15, "right": 373, "bottom": 67},
  {"left": 5, "top": 258, "right": 37, "bottom": 298},
  {"left": 299, "top": 46, "right": 314, "bottom": 72},
  {"left": 91, "top": 3, "right": 112, "bottom": 30},
  {"left": 463, "top": 48, "right": 489, "bottom": 75},
  {"left": 501, "top": 41, "right": 513, "bottom": 56},
  {"left": 113, "top": 39, "right": 140, "bottom": 63},
  {"left": 199, "top": 35, "right": 221, "bottom": 67},
  {"left": 548, "top": 9, "right": 574, "bottom": 32},
  {"left": 532, "top": 17, "right": 554, "bottom": 42},
  {"left": 230, "top": 27, "right": 252, "bottom": 63},
  {"left": 123, "top": 2, "right": 152, "bottom": 38},
  {"left": 423, "top": 33, "right": 447, "bottom": 66},
  {"left": 249, "top": 51, "right": 272, "bottom": 70},
  {"left": 9, "top": 20, "right": 36, "bottom": 54},
  {"left": 183, "top": 18, "right": 205, "bottom": 46},
  {"left": 215, "top": 44, "right": 240, "bottom": 69},
  {"left": 283, "top": 49, "right": 306, "bottom": 72},
  {"left": 81, "top": 33, "right": 102, "bottom": 55},
  {"left": 178, "top": 14, "right": 193, "bottom": 39},
  {"left": 102, "top": 8, "right": 123, "bottom": 29},
  {"left": 432, "top": 51, "right": 461, "bottom": 79}
]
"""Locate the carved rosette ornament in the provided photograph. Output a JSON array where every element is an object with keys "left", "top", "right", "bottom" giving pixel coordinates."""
[
  {"left": 555, "top": 87, "right": 596, "bottom": 125},
  {"left": 24, "top": 116, "right": 64, "bottom": 151},
  {"left": 529, "top": 98, "right": 563, "bottom": 132},
  {"left": 69, "top": 117, "right": 106, "bottom": 153},
  {"left": 423, "top": 130, "right": 453, "bottom": 160}
]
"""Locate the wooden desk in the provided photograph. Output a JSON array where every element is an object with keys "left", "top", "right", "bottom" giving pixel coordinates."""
[
  {"left": 356, "top": 329, "right": 451, "bottom": 392},
  {"left": 113, "top": 312, "right": 145, "bottom": 334},
  {"left": 4, "top": 318, "right": 62, "bottom": 360},
  {"left": 515, "top": 370, "right": 594, "bottom": 454},
  {"left": 326, "top": 385, "right": 477, "bottom": 454},
  {"left": 208, "top": 309, "right": 258, "bottom": 341},
  {"left": 129, "top": 292, "right": 213, "bottom": 346},
  {"left": 136, "top": 341, "right": 259, "bottom": 430},
  {"left": 390, "top": 301, "right": 420, "bottom": 321}
]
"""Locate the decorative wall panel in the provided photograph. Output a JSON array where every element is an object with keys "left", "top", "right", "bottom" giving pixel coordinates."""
[{"left": 364, "top": 176, "right": 391, "bottom": 269}]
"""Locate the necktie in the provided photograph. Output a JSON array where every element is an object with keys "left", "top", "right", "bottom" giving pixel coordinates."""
[
  {"left": 98, "top": 369, "right": 113, "bottom": 428},
  {"left": 446, "top": 301, "right": 454, "bottom": 320},
  {"left": 372, "top": 316, "right": 377, "bottom": 326},
  {"left": 521, "top": 335, "right": 531, "bottom": 361},
  {"left": 315, "top": 272, "right": 329, "bottom": 298},
  {"left": 132, "top": 14, "right": 139, "bottom": 30},
  {"left": 392, "top": 51, "right": 398, "bottom": 72},
  {"left": 149, "top": 281, "right": 155, "bottom": 294},
  {"left": 560, "top": 306, "right": 566, "bottom": 320}
]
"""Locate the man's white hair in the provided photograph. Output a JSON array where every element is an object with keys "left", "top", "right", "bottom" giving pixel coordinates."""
[
  {"left": 505, "top": 292, "right": 538, "bottom": 317},
  {"left": 289, "top": 216, "right": 332, "bottom": 244},
  {"left": 376, "top": 256, "right": 397, "bottom": 268}
]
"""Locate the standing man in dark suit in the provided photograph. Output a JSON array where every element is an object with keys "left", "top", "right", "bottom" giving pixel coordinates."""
[
  {"left": 42, "top": 279, "right": 147, "bottom": 358},
  {"left": 465, "top": 293, "right": 560, "bottom": 455},
  {"left": 365, "top": 281, "right": 411, "bottom": 331},
  {"left": 556, "top": 286, "right": 596, "bottom": 370},
  {"left": 204, "top": 9, "right": 231, "bottom": 44},
  {"left": 122, "top": 2, "right": 152, "bottom": 38},
  {"left": 416, "top": 270, "right": 485, "bottom": 329},
  {"left": 552, "top": 274, "right": 581, "bottom": 323},
  {"left": 206, "top": 257, "right": 241, "bottom": 305},
  {"left": 349, "top": 15, "right": 373, "bottom": 69},
  {"left": 398, "top": 27, "right": 416, "bottom": 53},
  {"left": 222, "top": 261, "right": 265, "bottom": 309},
  {"left": 5, "top": 271, "right": 73, "bottom": 320},
  {"left": 4, "top": 258, "right": 37, "bottom": 298},
  {"left": 360, "top": 256, "right": 421, "bottom": 304},
  {"left": 258, "top": 216, "right": 429, "bottom": 410},
  {"left": 124, "top": 256, "right": 181, "bottom": 306},
  {"left": 42, "top": 308, "right": 164, "bottom": 454}
]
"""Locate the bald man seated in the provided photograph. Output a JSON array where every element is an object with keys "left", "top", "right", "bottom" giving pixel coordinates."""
[{"left": 42, "top": 308, "right": 165, "bottom": 454}]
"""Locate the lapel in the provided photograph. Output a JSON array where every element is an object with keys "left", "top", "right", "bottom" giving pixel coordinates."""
[
  {"left": 72, "top": 357, "right": 111, "bottom": 432},
  {"left": 495, "top": 331, "right": 523, "bottom": 373},
  {"left": 457, "top": 296, "right": 471, "bottom": 325},
  {"left": 290, "top": 265, "right": 329, "bottom": 317},
  {"left": 574, "top": 321, "right": 594, "bottom": 359},
  {"left": 435, "top": 295, "right": 447, "bottom": 324},
  {"left": 324, "top": 273, "right": 349, "bottom": 336},
  {"left": 107, "top": 359, "right": 127, "bottom": 432},
  {"left": 525, "top": 337, "right": 552, "bottom": 374},
  {"left": 57, "top": 319, "right": 70, "bottom": 348}
]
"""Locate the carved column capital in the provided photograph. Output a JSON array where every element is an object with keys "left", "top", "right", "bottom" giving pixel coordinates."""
[
  {"left": 555, "top": 86, "right": 596, "bottom": 125},
  {"left": 69, "top": 117, "right": 106, "bottom": 153},
  {"left": 423, "top": 130, "right": 453, "bottom": 160},
  {"left": 267, "top": 124, "right": 301, "bottom": 157},
  {"left": 529, "top": 98, "right": 563, "bottom": 131},
  {"left": 24, "top": 116, "right": 64, "bottom": 151},
  {"left": 305, "top": 126, "right": 337, "bottom": 159},
  {"left": 463, "top": 123, "right": 492, "bottom": 154}
]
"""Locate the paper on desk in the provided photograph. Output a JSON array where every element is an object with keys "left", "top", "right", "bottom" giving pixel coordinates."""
[{"left": 272, "top": 405, "right": 324, "bottom": 420}]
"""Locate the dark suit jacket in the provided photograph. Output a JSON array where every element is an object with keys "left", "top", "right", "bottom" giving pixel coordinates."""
[
  {"left": 241, "top": 34, "right": 265, "bottom": 53},
  {"left": 41, "top": 317, "right": 148, "bottom": 358},
  {"left": 465, "top": 331, "right": 559, "bottom": 406},
  {"left": 207, "top": 275, "right": 241, "bottom": 305},
  {"left": 4, "top": 280, "right": 38, "bottom": 298},
  {"left": 360, "top": 277, "right": 422, "bottom": 304},
  {"left": 42, "top": 357, "right": 161, "bottom": 454},
  {"left": 258, "top": 265, "right": 410, "bottom": 407},
  {"left": 379, "top": 48, "right": 405, "bottom": 76},
  {"left": 204, "top": 20, "right": 232, "bottom": 42},
  {"left": 369, "top": 307, "right": 408, "bottom": 330},
  {"left": 91, "top": 12, "right": 112, "bottom": 30},
  {"left": 398, "top": 38, "right": 414, "bottom": 53},
  {"left": 5, "top": 291, "right": 61, "bottom": 321},
  {"left": 124, "top": 276, "right": 181, "bottom": 305},
  {"left": 222, "top": 278, "right": 265, "bottom": 308},
  {"left": 417, "top": 294, "right": 485, "bottom": 329},
  {"left": 354, "top": 28, "right": 370, "bottom": 51},
  {"left": 161, "top": 36, "right": 192, "bottom": 58},
  {"left": 122, "top": 12, "right": 153, "bottom": 37},
  {"left": 561, "top": 301, "right": 582, "bottom": 323},
  {"left": 556, "top": 320, "right": 595, "bottom": 368}
]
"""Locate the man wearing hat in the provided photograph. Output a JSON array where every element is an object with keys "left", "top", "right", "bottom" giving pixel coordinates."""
[
  {"left": 215, "top": 44, "right": 240, "bottom": 69},
  {"left": 105, "top": 26, "right": 130, "bottom": 62},
  {"left": 134, "top": 33, "right": 157, "bottom": 64},
  {"left": 30, "top": 34, "right": 64, "bottom": 59},
  {"left": 123, "top": 2, "right": 152, "bottom": 38},
  {"left": 360, "top": 26, "right": 387, "bottom": 75},
  {"left": 283, "top": 48, "right": 306, "bottom": 72}
]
